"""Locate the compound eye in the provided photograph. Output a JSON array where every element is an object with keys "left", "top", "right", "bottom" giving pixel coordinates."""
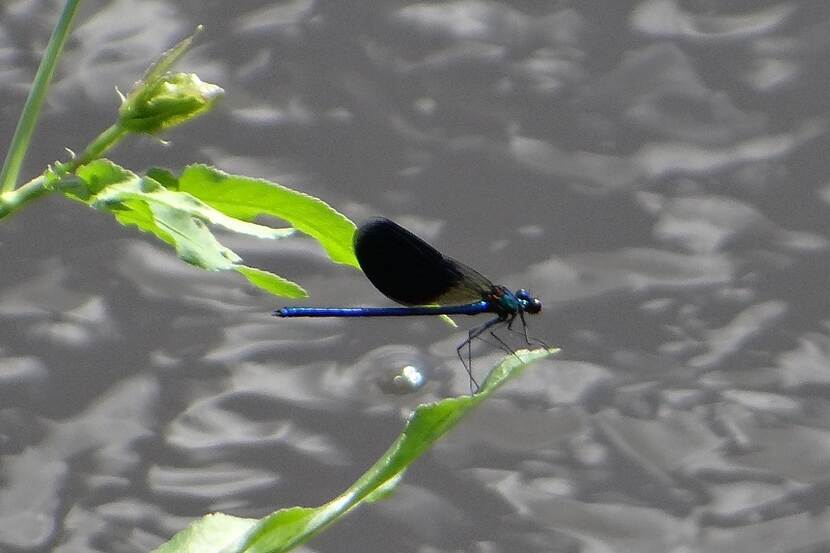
[{"left": 525, "top": 298, "right": 542, "bottom": 314}]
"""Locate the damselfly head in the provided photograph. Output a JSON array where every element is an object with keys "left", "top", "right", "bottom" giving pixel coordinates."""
[{"left": 516, "top": 289, "right": 542, "bottom": 314}]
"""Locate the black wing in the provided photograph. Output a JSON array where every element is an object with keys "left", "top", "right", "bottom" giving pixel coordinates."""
[{"left": 354, "top": 217, "right": 493, "bottom": 306}]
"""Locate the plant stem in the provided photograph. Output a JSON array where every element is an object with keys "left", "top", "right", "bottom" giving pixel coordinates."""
[
  {"left": 0, "top": 123, "right": 128, "bottom": 219},
  {"left": 0, "top": 0, "right": 82, "bottom": 193},
  {"left": 69, "top": 124, "right": 129, "bottom": 170},
  {"left": 0, "top": 175, "right": 50, "bottom": 218}
]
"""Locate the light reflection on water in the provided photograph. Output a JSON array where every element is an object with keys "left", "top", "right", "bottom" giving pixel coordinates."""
[
  {"left": 352, "top": 345, "right": 431, "bottom": 395},
  {"left": 2, "top": 1, "right": 830, "bottom": 552}
]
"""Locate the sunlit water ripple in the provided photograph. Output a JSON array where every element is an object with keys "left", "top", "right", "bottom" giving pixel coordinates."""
[{"left": 2, "top": 1, "right": 830, "bottom": 552}]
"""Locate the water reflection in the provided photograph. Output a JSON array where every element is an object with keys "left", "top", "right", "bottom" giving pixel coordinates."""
[
  {"left": 3, "top": 0, "right": 830, "bottom": 552},
  {"left": 353, "top": 345, "right": 430, "bottom": 395}
]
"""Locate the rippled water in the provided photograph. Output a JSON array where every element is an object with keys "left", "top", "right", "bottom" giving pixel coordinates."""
[{"left": 2, "top": 1, "right": 830, "bottom": 552}]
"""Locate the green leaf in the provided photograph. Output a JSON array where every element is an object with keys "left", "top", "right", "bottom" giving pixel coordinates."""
[
  {"left": 73, "top": 158, "right": 134, "bottom": 195},
  {"left": 236, "top": 266, "right": 307, "bottom": 298},
  {"left": 178, "top": 165, "right": 358, "bottom": 267},
  {"left": 362, "top": 472, "right": 404, "bottom": 503},
  {"left": 98, "top": 186, "right": 294, "bottom": 241},
  {"left": 147, "top": 201, "right": 239, "bottom": 269},
  {"left": 152, "top": 513, "right": 256, "bottom": 553},
  {"left": 67, "top": 160, "right": 305, "bottom": 297},
  {"left": 146, "top": 167, "right": 179, "bottom": 188},
  {"left": 189, "top": 347, "right": 551, "bottom": 553},
  {"left": 111, "top": 198, "right": 174, "bottom": 246},
  {"left": 439, "top": 314, "right": 457, "bottom": 328}
]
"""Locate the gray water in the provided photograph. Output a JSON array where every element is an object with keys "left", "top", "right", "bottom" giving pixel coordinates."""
[{"left": 2, "top": 1, "right": 830, "bottom": 552}]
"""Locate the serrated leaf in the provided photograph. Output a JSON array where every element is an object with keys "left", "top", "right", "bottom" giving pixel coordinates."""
[
  {"left": 146, "top": 167, "right": 179, "bottom": 188},
  {"left": 66, "top": 160, "right": 306, "bottom": 297},
  {"left": 178, "top": 165, "right": 358, "bottom": 267},
  {"left": 148, "top": 201, "right": 239, "bottom": 269},
  {"left": 93, "top": 181, "right": 294, "bottom": 241},
  {"left": 73, "top": 158, "right": 134, "bottom": 195},
  {"left": 216, "top": 348, "right": 557, "bottom": 553},
  {"left": 112, "top": 197, "right": 175, "bottom": 247},
  {"left": 76, "top": 167, "right": 239, "bottom": 270},
  {"left": 235, "top": 266, "right": 307, "bottom": 298},
  {"left": 150, "top": 349, "right": 556, "bottom": 553}
]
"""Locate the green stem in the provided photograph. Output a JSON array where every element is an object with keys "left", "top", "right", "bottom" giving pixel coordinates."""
[
  {"left": 0, "top": 176, "right": 50, "bottom": 218},
  {"left": 0, "top": 123, "right": 128, "bottom": 219},
  {"left": 68, "top": 124, "right": 128, "bottom": 170},
  {"left": 0, "top": 0, "right": 82, "bottom": 193}
]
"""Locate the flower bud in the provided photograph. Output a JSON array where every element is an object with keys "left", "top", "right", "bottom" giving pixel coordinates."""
[{"left": 118, "top": 72, "right": 223, "bottom": 134}]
